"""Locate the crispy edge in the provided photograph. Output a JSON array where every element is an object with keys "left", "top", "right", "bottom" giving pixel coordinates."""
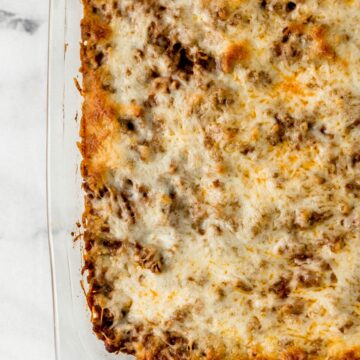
[{"left": 80, "top": 0, "right": 117, "bottom": 189}]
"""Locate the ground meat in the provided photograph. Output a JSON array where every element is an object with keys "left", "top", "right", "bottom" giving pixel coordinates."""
[
  {"left": 342, "top": 93, "right": 360, "bottom": 131},
  {"left": 346, "top": 179, "right": 360, "bottom": 193},
  {"left": 157, "top": 331, "right": 191, "bottom": 360},
  {"left": 147, "top": 22, "right": 170, "bottom": 52},
  {"left": 235, "top": 280, "right": 253, "bottom": 292},
  {"left": 247, "top": 316, "right": 261, "bottom": 332},
  {"left": 117, "top": 191, "right": 136, "bottom": 224},
  {"left": 268, "top": 111, "right": 312, "bottom": 146},
  {"left": 150, "top": 76, "right": 173, "bottom": 94},
  {"left": 91, "top": 279, "right": 113, "bottom": 297},
  {"left": 175, "top": 45, "right": 194, "bottom": 74},
  {"left": 291, "top": 248, "right": 313, "bottom": 265},
  {"left": 135, "top": 244, "right": 163, "bottom": 273},
  {"left": 173, "top": 306, "right": 191, "bottom": 322},
  {"left": 247, "top": 70, "right": 272, "bottom": 87},
  {"left": 211, "top": 87, "right": 235, "bottom": 110},
  {"left": 295, "top": 209, "right": 331, "bottom": 228},
  {"left": 102, "top": 239, "right": 123, "bottom": 255},
  {"left": 339, "top": 320, "right": 354, "bottom": 333},
  {"left": 118, "top": 117, "right": 137, "bottom": 132},
  {"left": 272, "top": 25, "right": 310, "bottom": 64},
  {"left": 347, "top": 118, "right": 360, "bottom": 132},
  {"left": 319, "top": 233, "right": 346, "bottom": 253},
  {"left": 194, "top": 51, "right": 216, "bottom": 72},
  {"left": 102, "top": 308, "right": 115, "bottom": 328},
  {"left": 262, "top": 1, "right": 298, "bottom": 18},
  {"left": 297, "top": 269, "right": 322, "bottom": 288},
  {"left": 227, "top": 9, "right": 251, "bottom": 27},
  {"left": 281, "top": 299, "right": 304, "bottom": 316},
  {"left": 270, "top": 277, "right": 291, "bottom": 298},
  {"left": 351, "top": 151, "right": 360, "bottom": 166},
  {"left": 308, "top": 211, "right": 331, "bottom": 226},
  {"left": 148, "top": 23, "right": 216, "bottom": 77}
]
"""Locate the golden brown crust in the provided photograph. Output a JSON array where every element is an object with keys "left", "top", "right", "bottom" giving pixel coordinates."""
[
  {"left": 221, "top": 41, "right": 249, "bottom": 74},
  {"left": 79, "top": 1, "right": 360, "bottom": 359}
]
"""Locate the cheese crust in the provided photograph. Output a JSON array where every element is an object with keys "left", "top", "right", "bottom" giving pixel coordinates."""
[{"left": 80, "top": 1, "right": 360, "bottom": 359}]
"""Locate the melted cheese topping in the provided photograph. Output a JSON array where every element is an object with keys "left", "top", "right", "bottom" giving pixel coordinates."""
[{"left": 84, "top": 0, "right": 360, "bottom": 357}]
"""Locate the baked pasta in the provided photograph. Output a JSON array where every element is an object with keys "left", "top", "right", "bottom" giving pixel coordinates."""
[{"left": 80, "top": 0, "right": 360, "bottom": 359}]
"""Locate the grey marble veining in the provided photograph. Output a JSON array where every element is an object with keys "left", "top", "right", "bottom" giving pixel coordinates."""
[
  {"left": 0, "top": 0, "right": 54, "bottom": 359},
  {"left": 0, "top": 9, "right": 41, "bottom": 34}
]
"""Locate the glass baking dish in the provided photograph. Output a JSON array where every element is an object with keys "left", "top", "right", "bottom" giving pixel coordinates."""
[{"left": 47, "top": 0, "right": 132, "bottom": 359}]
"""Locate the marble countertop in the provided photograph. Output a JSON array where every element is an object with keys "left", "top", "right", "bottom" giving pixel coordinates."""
[{"left": 0, "top": 0, "right": 55, "bottom": 359}]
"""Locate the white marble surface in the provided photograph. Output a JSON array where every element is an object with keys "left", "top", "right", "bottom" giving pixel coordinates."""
[{"left": 0, "top": 0, "right": 55, "bottom": 359}]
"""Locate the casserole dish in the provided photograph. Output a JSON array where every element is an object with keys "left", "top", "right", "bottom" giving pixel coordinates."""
[{"left": 47, "top": 1, "right": 360, "bottom": 359}]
